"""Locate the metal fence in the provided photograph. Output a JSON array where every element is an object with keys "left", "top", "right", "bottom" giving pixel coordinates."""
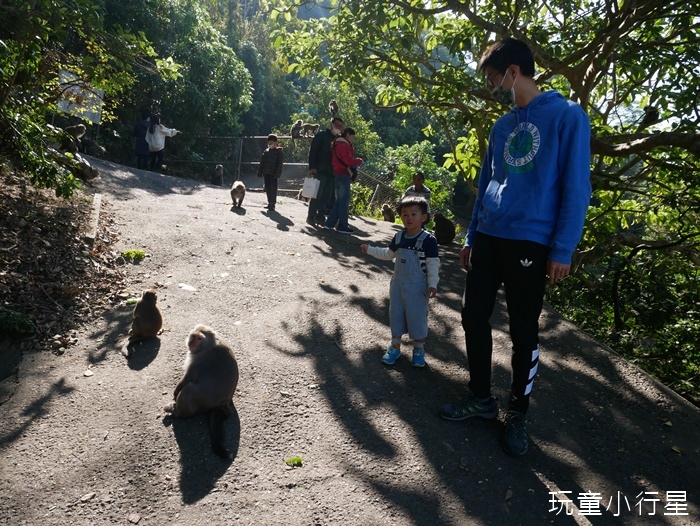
[{"left": 165, "top": 135, "right": 402, "bottom": 211}]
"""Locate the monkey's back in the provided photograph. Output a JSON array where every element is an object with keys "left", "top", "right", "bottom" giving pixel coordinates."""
[
  {"left": 131, "top": 300, "right": 163, "bottom": 338},
  {"left": 189, "top": 344, "right": 239, "bottom": 407}
]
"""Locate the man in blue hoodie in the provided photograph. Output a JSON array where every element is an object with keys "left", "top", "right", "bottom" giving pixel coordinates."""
[{"left": 440, "top": 38, "right": 592, "bottom": 456}]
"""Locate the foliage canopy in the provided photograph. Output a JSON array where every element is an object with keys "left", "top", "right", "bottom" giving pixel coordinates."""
[{"left": 269, "top": 0, "right": 700, "bottom": 399}]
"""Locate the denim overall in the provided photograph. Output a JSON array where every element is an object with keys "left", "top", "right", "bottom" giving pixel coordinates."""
[{"left": 389, "top": 231, "right": 429, "bottom": 340}]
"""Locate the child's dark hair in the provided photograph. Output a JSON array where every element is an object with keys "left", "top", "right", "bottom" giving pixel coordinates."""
[
  {"left": 398, "top": 196, "right": 429, "bottom": 215},
  {"left": 341, "top": 127, "right": 355, "bottom": 137},
  {"left": 267, "top": 134, "right": 278, "bottom": 142},
  {"left": 478, "top": 37, "right": 535, "bottom": 77}
]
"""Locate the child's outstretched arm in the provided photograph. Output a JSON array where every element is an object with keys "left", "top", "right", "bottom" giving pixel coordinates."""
[
  {"left": 360, "top": 244, "right": 396, "bottom": 260},
  {"left": 426, "top": 257, "right": 439, "bottom": 298}
]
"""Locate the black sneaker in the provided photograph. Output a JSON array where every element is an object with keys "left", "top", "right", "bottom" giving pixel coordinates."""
[
  {"left": 439, "top": 392, "right": 498, "bottom": 421},
  {"left": 502, "top": 411, "right": 528, "bottom": 456}
]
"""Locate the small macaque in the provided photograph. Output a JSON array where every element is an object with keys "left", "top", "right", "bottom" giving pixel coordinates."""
[
  {"left": 641, "top": 105, "right": 660, "bottom": 127},
  {"left": 230, "top": 180, "right": 246, "bottom": 208},
  {"left": 211, "top": 164, "right": 224, "bottom": 186},
  {"left": 123, "top": 289, "right": 163, "bottom": 357},
  {"left": 433, "top": 212, "right": 456, "bottom": 245},
  {"left": 61, "top": 124, "right": 86, "bottom": 154},
  {"left": 328, "top": 99, "right": 339, "bottom": 117},
  {"left": 165, "top": 324, "right": 239, "bottom": 459},
  {"left": 302, "top": 123, "right": 320, "bottom": 137},
  {"left": 381, "top": 203, "right": 396, "bottom": 223},
  {"left": 79, "top": 136, "right": 106, "bottom": 157},
  {"left": 290, "top": 120, "right": 303, "bottom": 139}
]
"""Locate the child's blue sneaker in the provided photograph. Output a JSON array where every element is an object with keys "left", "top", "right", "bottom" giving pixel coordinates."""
[
  {"left": 381, "top": 344, "right": 401, "bottom": 365},
  {"left": 411, "top": 349, "right": 425, "bottom": 368}
]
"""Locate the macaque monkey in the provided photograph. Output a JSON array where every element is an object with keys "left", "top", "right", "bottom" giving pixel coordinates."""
[
  {"left": 230, "top": 180, "right": 246, "bottom": 208},
  {"left": 381, "top": 203, "right": 396, "bottom": 223},
  {"left": 123, "top": 289, "right": 163, "bottom": 357},
  {"left": 433, "top": 212, "right": 456, "bottom": 245},
  {"left": 640, "top": 105, "right": 660, "bottom": 127},
  {"left": 328, "top": 99, "right": 339, "bottom": 117},
  {"left": 302, "top": 123, "right": 320, "bottom": 137},
  {"left": 61, "top": 124, "right": 86, "bottom": 154},
  {"left": 211, "top": 164, "right": 224, "bottom": 186},
  {"left": 165, "top": 324, "right": 240, "bottom": 459},
  {"left": 79, "top": 136, "right": 106, "bottom": 157},
  {"left": 290, "top": 120, "right": 303, "bottom": 139}
]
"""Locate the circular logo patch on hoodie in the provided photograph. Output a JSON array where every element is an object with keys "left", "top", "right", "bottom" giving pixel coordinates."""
[{"left": 503, "top": 122, "right": 540, "bottom": 170}]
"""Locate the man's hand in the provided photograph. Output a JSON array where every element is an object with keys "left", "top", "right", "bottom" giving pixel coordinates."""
[
  {"left": 459, "top": 246, "right": 472, "bottom": 271},
  {"left": 547, "top": 260, "right": 571, "bottom": 284}
]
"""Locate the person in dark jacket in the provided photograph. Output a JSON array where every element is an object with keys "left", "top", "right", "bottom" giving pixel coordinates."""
[
  {"left": 306, "top": 117, "right": 343, "bottom": 226},
  {"left": 258, "top": 134, "right": 284, "bottom": 211},
  {"left": 133, "top": 111, "right": 150, "bottom": 170}
]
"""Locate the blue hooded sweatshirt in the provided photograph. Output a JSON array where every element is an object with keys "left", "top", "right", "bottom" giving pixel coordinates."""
[{"left": 466, "top": 90, "right": 592, "bottom": 264}]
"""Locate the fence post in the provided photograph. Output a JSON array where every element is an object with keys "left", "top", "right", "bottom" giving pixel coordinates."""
[
  {"left": 235, "top": 137, "right": 243, "bottom": 181},
  {"left": 369, "top": 184, "right": 380, "bottom": 208}
]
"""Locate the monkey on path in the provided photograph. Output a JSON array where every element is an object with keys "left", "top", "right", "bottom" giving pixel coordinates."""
[
  {"left": 211, "top": 164, "right": 224, "bottom": 186},
  {"left": 381, "top": 203, "right": 396, "bottom": 223},
  {"left": 165, "top": 325, "right": 239, "bottom": 459},
  {"left": 123, "top": 289, "right": 163, "bottom": 357},
  {"left": 61, "top": 124, "right": 86, "bottom": 154},
  {"left": 230, "top": 180, "right": 246, "bottom": 208},
  {"left": 433, "top": 212, "right": 456, "bottom": 245}
]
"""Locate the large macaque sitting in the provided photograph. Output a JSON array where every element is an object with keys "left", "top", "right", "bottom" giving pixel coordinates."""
[{"left": 165, "top": 324, "right": 240, "bottom": 459}]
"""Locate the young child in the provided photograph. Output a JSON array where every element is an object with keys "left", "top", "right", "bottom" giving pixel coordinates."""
[
  {"left": 361, "top": 196, "right": 439, "bottom": 367},
  {"left": 257, "top": 134, "right": 284, "bottom": 210}
]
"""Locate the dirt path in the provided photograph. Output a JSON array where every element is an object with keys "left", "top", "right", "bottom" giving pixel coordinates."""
[{"left": 0, "top": 159, "right": 698, "bottom": 525}]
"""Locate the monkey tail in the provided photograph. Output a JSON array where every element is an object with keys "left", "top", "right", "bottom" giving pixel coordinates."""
[{"left": 209, "top": 406, "right": 232, "bottom": 459}]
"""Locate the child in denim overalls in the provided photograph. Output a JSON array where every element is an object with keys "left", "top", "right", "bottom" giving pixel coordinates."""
[{"left": 361, "top": 197, "right": 439, "bottom": 367}]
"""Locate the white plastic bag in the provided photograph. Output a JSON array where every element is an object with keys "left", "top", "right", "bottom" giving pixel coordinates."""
[{"left": 301, "top": 177, "right": 320, "bottom": 199}]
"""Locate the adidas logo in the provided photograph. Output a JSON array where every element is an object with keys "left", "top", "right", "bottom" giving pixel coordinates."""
[{"left": 520, "top": 258, "right": 533, "bottom": 267}]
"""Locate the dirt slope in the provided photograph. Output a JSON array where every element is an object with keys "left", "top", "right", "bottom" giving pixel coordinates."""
[{"left": 0, "top": 159, "right": 698, "bottom": 526}]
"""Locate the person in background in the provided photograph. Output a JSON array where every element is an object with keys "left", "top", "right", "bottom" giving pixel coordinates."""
[
  {"left": 148, "top": 115, "right": 179, "bottom": 173},
  {"left": 402, "top": 171, "right": 432, "bottom": 223},
  {"left": 324, "top": 127, "right": 362, "bottom": 234},
  {"left": 133, "top": 110, "right": 150, "bottom": 170},
  {"left": 306, "top": 117, "right": 344, "bottom": 226},
  {"left": 439, "top": 37, "right": 591, "bottom": 457},
  {"left": 257, "top": 134, "right": 284, "bottom": 211},
  {"left": 361, "top": 196, "right": 439, "bottom": 368}
]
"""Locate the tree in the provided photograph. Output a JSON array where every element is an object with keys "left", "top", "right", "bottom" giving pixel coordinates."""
[
  {"left": 269, "top": 0, "right": 700, "bottom": 399},
  {"left": 0, "top": 0, "right": 164, "bottom": 196}
]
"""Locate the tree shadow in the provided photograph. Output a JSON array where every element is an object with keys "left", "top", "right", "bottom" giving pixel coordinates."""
[{"left": 0, "top": 377, "right": 74, "bottom": 448}]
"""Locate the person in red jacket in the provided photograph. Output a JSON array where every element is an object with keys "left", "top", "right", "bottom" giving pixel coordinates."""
[{"left": 323, "top": 128, "right": 362, "bottom": 234}]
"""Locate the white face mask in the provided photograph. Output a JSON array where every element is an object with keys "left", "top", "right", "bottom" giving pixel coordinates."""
[{"left": 491, "top": 74, "right": 516, "bottom": 106}]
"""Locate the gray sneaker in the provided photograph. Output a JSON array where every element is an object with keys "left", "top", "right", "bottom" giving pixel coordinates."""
[
  {"left": 439, "top": 391, "right": 498, "bottom": 421},
  {"left": 502, "top": 411, "right": 529, "bottom": 456}
]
